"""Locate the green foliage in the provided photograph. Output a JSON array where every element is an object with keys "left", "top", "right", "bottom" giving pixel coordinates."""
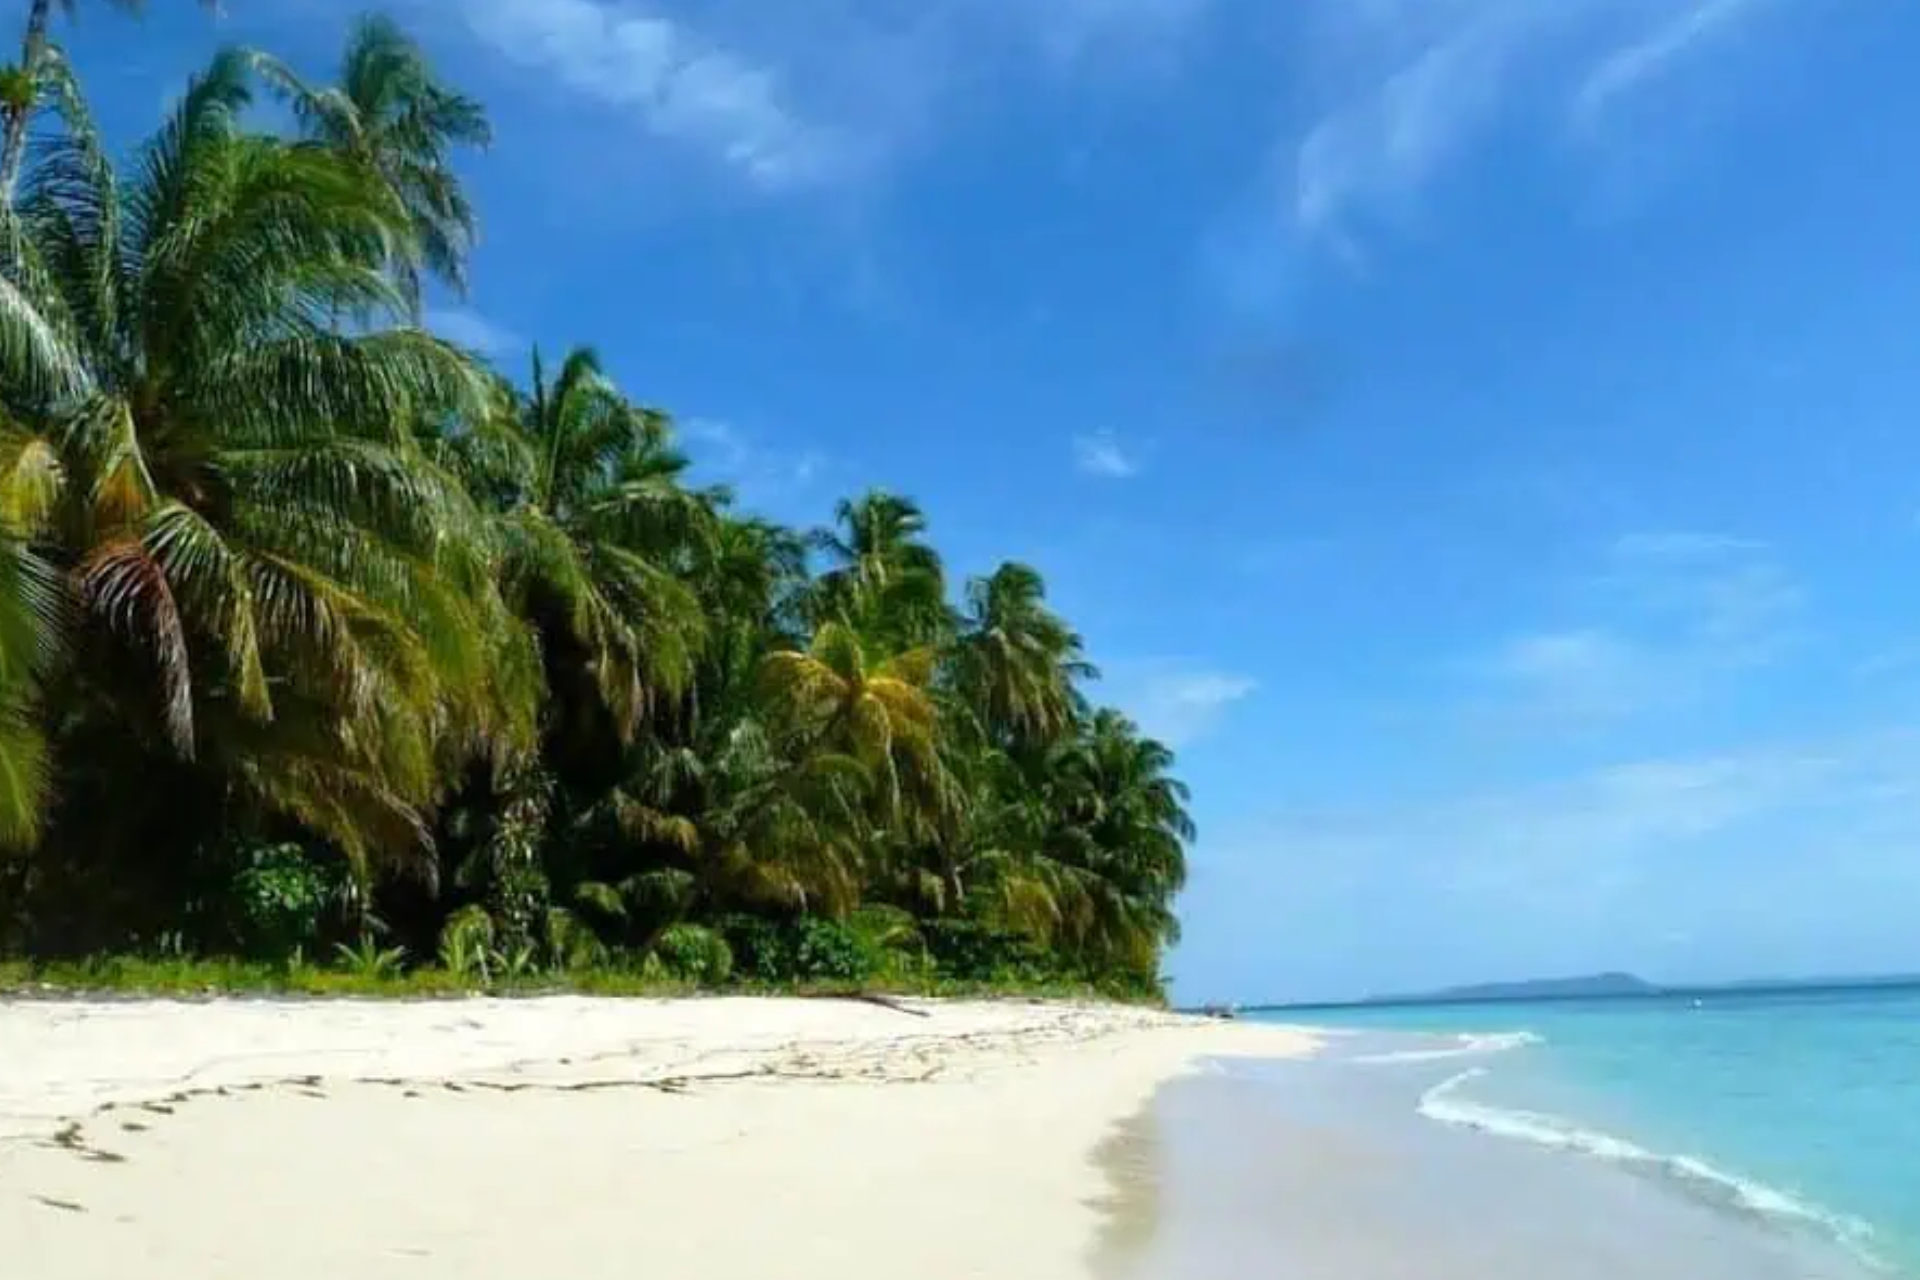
[
  {"left": 920, "top": 918, "right": 1058, "bottom": 986},
  {"left": 437, "top": 904, "right": 495, "bottom": 981},
  {"left": 0, "top": 17, "right": 1195, "bottom": 1007},
  {"left": 791, "top": 916, "right": 873, "bottom": 983},
  {"left": 479, "top": 767, "right": 554, "bottom": 956},
  {"left": 717, "top": 914, "right": 793, "bottom": 982},
  {"left": 334, "top": 935, "right": 408, "bottom": 979},
  {"left": 0, "top": 65, "right": 31, "bottom": 114},
  {"left": 224, "top": 842, "right": 337, "bottom": 962},
  {"left": 651, "top": 923, "right": 733, "bottom": 985}
]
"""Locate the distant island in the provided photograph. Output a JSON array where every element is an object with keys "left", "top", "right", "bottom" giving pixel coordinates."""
[
  {"left": 1250, "top": 970, "right": 1920, "bottom": 1013},
  {"left": 1363, "top": 972, "right": 1661, "bottom": 1005}
]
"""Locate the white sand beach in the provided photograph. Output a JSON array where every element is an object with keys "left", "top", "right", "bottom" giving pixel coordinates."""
[{"left": 0, "top": 997, "right": 1316, "bottom": 1279}]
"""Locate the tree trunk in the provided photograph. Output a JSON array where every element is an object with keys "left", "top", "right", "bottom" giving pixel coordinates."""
[{"left": 0, "top": 0, "right": 54, "bottom": 204}]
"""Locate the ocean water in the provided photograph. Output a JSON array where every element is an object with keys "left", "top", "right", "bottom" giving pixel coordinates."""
[{"left": 1251, "top": 985, "right": 1920, "bottom": 1275}]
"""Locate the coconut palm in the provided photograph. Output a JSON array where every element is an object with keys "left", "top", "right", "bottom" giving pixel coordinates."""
[
  {"left": 0, "top": 10, "right": 1199, "bottom": 993},
  {"left": 476, "top": 346, "right": 708, "bottom": 740},
  {"left": 1040, "top": 709, "right": 1192, "bottom": 975},
  {"left": 950, "top": 561, "right": 1094, "bottom": 749},
  {"left": 0, "top": 430, "right": 59, "bottom": 846},
  {"left": 0, "top": 50, "right": 524, "bottom": 873},
  {"left": 250, "top": 13, "right": 491, "bottom": 306},
  {"left": 572, "top": 713, "right": 870, "bottom": 930},
  {"left": 0, "top": 0, "right": 220, "bottom": 202},
  {"left": 807, "top": 490, "right": 950, "bottom": 650},
  {"left": 678, "top": 511, "right": 806, "bottom": 715},
  {"left": 884, "top": 740, "right": 1043, "bottom": 926},
  {"left": 759, "top": 619, "right": 942, "bottom": 820}
]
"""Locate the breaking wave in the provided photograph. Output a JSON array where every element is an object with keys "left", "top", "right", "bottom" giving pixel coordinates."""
[
  {"left": 1351, "top": 1030, "right": 1542, "bottom": 1065},
  {"left": 1418, "top": 1068, "right": 1886, "bottom": 1269}
]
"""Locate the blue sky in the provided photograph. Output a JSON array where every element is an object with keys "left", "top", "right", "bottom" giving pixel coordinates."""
[{"left": 69, "top": 0, "right": 1920, "bottom": 1003}]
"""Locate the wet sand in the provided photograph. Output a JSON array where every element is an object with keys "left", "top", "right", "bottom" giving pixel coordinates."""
[{"left": 1096, "top": 1039, "right": 1880, "bottom": 1280}]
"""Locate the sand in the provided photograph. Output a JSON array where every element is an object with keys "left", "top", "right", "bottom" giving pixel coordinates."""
[{"left": 0, "top": 996, "right": 1316, "bottom": 1279}]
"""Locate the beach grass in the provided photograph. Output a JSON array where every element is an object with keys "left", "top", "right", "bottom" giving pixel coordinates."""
[{"left": 0, "top": 955, "right": 1160, "bottom": 1005}]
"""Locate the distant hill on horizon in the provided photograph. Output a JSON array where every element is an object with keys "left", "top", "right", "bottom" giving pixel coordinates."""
[
  {"left": 1363, "top": 971, "right": 1660, "bottom": 1005},
  {"left": 1250, "top": 970, "right": 1920, "bottom": 1012}
]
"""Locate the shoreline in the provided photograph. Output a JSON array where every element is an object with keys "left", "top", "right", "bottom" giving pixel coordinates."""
[
  {"left": 1, "top": 996, "right": 1317, "bottom": 1279},
  {"left": 1118, "top": 1026, "right": 1894, "bottom": 1280}
]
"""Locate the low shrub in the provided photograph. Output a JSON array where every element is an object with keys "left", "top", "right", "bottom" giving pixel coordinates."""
[
  {"left": 919, "top": 918, "right": 1056, "bottom": 984},
  {"left": 790, "top": 916, "right": 873, "bottom": 983},
  {"left": 718, "top": 914, "right": 794, "bottom": 981},
  {"left": 651, "top": 923, "right": 733, "bottom": 985},
  {"left": 224, "top": 843, "right": 339, "bottom": 963}
]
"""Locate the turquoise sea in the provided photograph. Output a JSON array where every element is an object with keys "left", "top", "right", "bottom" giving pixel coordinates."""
[{"left": 1252, "top": 985, "right": 1920, "bottom": 1274}]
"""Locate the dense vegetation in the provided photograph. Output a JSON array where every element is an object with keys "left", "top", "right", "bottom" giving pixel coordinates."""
[{"left": 0, "top": 12, "right": 1192, "bottom": 1000}]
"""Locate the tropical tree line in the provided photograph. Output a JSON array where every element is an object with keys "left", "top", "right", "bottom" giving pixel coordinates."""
[{"left": 0, "top": 11, "right": 1192, "bottom": 997}]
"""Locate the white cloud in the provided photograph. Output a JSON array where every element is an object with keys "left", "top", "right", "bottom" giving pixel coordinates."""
[
  {"left": 1180, "top": 728, "right": 1920, "bottom": 999},
  {"left": 1295, "top": 12, "right": 1530, "bottom": 238},
  {"left": 1575, "top": 0, "right": 1769, "bottom": 125},
  {"left": 1596, "top": 529, "right": 1801, "bottom": 654},
  {"left": 999, "top": 0, "right": 1213, "bottom": 66},
  {"left": 1470, "top": 531, "right": 1800, "bottom": 727},
  {"left": 1221, "top": 737, "right": 1877, "bottom": 913},
  {"left": 1108, "top": 662, "right": 1257, "bottom": 747},
  {"left": 1072, "top": 430, "right": 1141, "bottom": 479},
  {"left": 681, "top": 418, "right": 824, "bottom": 510},
  {"left": 457, "top": 0, "right": 836, "bottom": 188},
  {"left": 1608, "top": 530, "right": 1765, "bottom": 559},
  {"left": 426, "top": 0, "right": 1219, "bottom": 196},
  {"left": 1289, "top": 0, "right": 1789, "bottom": 243},
  {"left": 425, "top": 306, "right": 524, "bottom": 357},
  {"left": 1483, "top": 628, "right": 1649, "bottom": 723}
]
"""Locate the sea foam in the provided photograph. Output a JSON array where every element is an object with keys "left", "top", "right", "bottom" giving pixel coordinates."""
[
  {"left": 1351, "top": 1030, "right": 1541, "bottom": 1065},
  {"left": 1417, "top": 1068, "right": 1886, "bottom": 1269}
]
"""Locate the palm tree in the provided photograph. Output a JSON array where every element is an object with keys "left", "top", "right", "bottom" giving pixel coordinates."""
[
  {"left": 571, "top": 714, "right": 870, "bottom": 931},
  {"left": 0, "top": 8, "right": 1203, "bottom": 991},
  {"left": 1041, "top": 709, "right": 1192, "bottom": 975},
  {"left": 885, "top": 740, "right": 1048, "bottom": 928},
  {"left": 0, "top": 425, "right": 59, "bottom": 846},
  {"left": 0, "top": 50, "right": 523, "bottom": 874},
  {"left": 950, "top": 561, "right": 1094, "bottom": 749},
  {"left": 759, "top": 619, "right": 943, "bottom": 821},
  {"left": 0, "top": 0, "right": 219, "bottom": 202},
  {"left": 250, "top": 14, "right": 491, "bottom": 307},
  {"left": 807, "top": 490, "right": 950, "bottom": 650},
  {"left": 695, "top": 512, "right": 808, "bottom": 641},
  {"left": 678, "top": 511, "right": 806, "bottom": 715},
  {"left": 475, "top": 346, "right": 708, "bottom": 741}
]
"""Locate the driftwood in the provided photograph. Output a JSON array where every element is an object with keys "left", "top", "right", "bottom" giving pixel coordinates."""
[{"left": 801, "top": 991, "right": 933, "bottom": 1018}]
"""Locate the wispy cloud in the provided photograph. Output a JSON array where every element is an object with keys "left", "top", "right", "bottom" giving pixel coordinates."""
[
  {"left": 1289, "top": 0, "right": 1790, "bottom": 243},
  {"left": 456, "top": 0, "right": 837, "bottom": 188},
  {"left": 681, "top": 418, "right": 824, "bottom": 510},
  {"left": 1575, "top": 0, "right": 1771, "bottom": 125},
  {"left": 425, "top": 306, "right": 524, "bottom": 358},
  {"left": 1481, "top": 628, "right": 1650, "bottom": 723},
  {"left": 1592, "top": 529, "right": 1802, "bottom": 654},
  {"left": 1072, "top": 430, "right": 1141, "bottom": 479},
  {"left": 1608, "top": 530, "right": 1765, "bottom": 559},
  {"left": 1469, "top": 531, "right": 1801, "bottom": 728},
  {"left": 395, "top": 0, "right": 1186, "bottom": 200},
  {"left": 999, "top": 0, "right": 1214, "bottom": 66},
  {"left": 1295, "top": 9, "right": 1533, "bottom": 240},
  {"left": 1182, "top": 729, "right": 1920, "bottom": 998},
  {"left": 1266, "top": 739, "right": 1877, "bottom": 910},
  {"left": 430, "top": 0, "right": 1216, "bottom": 195},
  {"left": 1107, "top": 661, "right": 1257, "bottom": 747}
]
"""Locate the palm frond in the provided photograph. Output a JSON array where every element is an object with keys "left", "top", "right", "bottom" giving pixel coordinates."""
[{"left": 78, "top": 536, "right": 193, "bottom": 753}]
